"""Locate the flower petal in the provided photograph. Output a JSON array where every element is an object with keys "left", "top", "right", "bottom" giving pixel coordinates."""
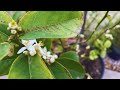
[
  {"left": 43, "top": 55, "right": 47, "bottom": 60},
  {"left": 39, "top": 47, "right": 45, "bottom": 55},
  {"left": 17, "top": 47, "right": 27, "bottom": 54},
  {"left": 22, "top": 40, "right": 28, "bottom": 45},
  {"left": 27, "top": 45, "right": 36, "bottom": 52},
  {"left": 47, "top": 51, "right": 51, "bottom": 56},
  {"left": 43, "top": 47, "right": 47, "bottom": 53},
  {"left": 29, "top": 40, "right": 37, "bottom": 45}
]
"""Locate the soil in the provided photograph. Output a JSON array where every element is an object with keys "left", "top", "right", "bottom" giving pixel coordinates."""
[{"left": 81, "top": 58, "right": 104, "bottom": 79}]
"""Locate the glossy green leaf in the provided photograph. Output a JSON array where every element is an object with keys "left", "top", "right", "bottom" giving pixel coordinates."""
[
  {"left": 13, "top": 11, "right": 26, "bottom": 22},
  {"left": 8, "top": 54, "right": 54, "bottom": 79},
  {"left": 0, "top": 24, "right": 11, "bottom": 36},
  {"left": 0, "top": 42, "right": 11, "bottom": 61},
  {"left": 0, "top": 11, "right": 13, "bottom": 24},
  {"left": 47, "top": 61, "right": 72, "bottom": 79},
  {"left": 19, "top": 11, "right": 83, "bottom": 39},
  {"left": 0, "top": 58, "right": 15, "bottom": 76},
  {"left": 60, "top": 51, "right": 79, "bottom": 62},
  {"left": 57, "top": 58, "right": 85, "bottom": 79},
  {"left": 0, "top": 12, "right": 13, "bottom": 37},
  {"left": 0, "top": 31, "right": 8, "bottom": 43}
]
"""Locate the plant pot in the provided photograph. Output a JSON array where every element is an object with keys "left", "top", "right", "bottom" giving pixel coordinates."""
[
  {"left": 81, "top": 57, "right": 104, "bottom": 79},
  {"left": 107, "top": 45, "right": 120, "bottom": 60}
]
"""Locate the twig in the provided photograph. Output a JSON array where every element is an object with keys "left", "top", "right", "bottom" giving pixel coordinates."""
[
  {"left": 76, "top": 11, "right": 88, "bottom": 44},
  {"left": 93, "top": 18, "right": 120, "bottom": 42},
  {"left": 87, "top": 11, "right": 109, "bottom": 42},
  {"left": 103, "top": 12, "right": 118, "bottom": 29},
  {"left": 80, "top": 11, "right": 88, "bottom": 34}
]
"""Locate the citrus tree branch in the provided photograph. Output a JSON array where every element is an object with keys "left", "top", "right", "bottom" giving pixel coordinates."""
[{"left": 87, "top": 11, "right": 109, "bottom": 42}]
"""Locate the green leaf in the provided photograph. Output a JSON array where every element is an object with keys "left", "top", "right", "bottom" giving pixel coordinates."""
[
  {"left": 94, "top": 39, "right": 103, "bottom": 48},
  {"left": 47, "top": 61, "right": 72, "bottom": 79},
  {"left": 0, "top": 42, "right": 11, "bottom": 61},
  {"left": 89, "top": 50, "right": 99, "bottom": 60},
  {"left": 0, "top": 24, "right": 11, "bottom": 36},
  {"left": 0, "top": 11, "right": 13, "bottom": 24},
  {"left": 104, "top": 40, "right": 112, "bottom": 48},
  {"left": 0, "top": 12, "right": 13, "bottom": 36},
  {"left": 60, "top": 51, "right": 79, "bottom": 62},
  {"left": 8, "top": 54, "right": 54, "bottom": 79},
  {"left": 12, "top": 11, "right": 26, "bottom": 22},
  {"left": 0, "top": 31, "right": 8, "bottom": 43},
  {"left": 57, "top": 58, "right": 85, "bottom": 79},
  {"left": 19, "top": 11, "right": 83, "bottom": 39},
  {"left": 0, "top": 58, "right": 15, "bottom": 76}
]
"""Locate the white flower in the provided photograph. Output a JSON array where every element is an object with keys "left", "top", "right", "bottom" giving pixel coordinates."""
[
  {"left": 42, "top": 47, "right": 51, "bottom": 56},
  {"left": 8, "top": 21, "right": 22, "bottom": 35},
  {"left": 41, "top": 47, "right": 51, "bottom": 60},
  {"left": 41, "top": 47, "right": 58, "bottom": 64},
  {"left": 105, "top": 34, "right": 113, "bottom": 40},
  {"left": 17, "top": 40, "right": 37, "bottom": 56},
  {"left": 8, "top": 21, "right": 17, "bottom": 27},
  {"left": 27, "top": 45, "right": 36, "bottom": 56},
  {"left": 46, "top": 55, "right": 58, "bottom": 64},
  {"left": 8, "top": 21, "right": 18, "bottom": 29},
  {"left": 22, "top": 40, "right": 37, "bottom": 48},
  {"left": 17, "top": 39, "right": 58, "bottom": 64}
]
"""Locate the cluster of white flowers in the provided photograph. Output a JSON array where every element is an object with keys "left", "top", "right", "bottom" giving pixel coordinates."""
[
  {"left": 17, "top": 39, "right": 58, "bottom": 64},
  {"left": 7, "top": 21, "right": 22, "bottom": 34},
  {"left": 105, "top": 30, "right": 113, "bottom": 40}
]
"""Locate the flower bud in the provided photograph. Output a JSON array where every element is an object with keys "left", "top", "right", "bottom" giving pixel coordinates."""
[
  {"left": 53, "top": 54, "right": 58, "bottom": 59},
  {"left": 11, "top": 30, "right": 17, "bottom": 34},
  {"left": 81, "top": 54, "right": 85, "bottom": 58},
  {"left": 49, "top": 57, "right": 55, "bottom": 63},
  {"left": 106, "top": 30, "right": 110, "bottom": 33},
  {"left": 79, "top": 34, "right": 85, "bottom": 38},
  {"left": 86, "top": 45, "right": 90, "bottom": 50}
]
